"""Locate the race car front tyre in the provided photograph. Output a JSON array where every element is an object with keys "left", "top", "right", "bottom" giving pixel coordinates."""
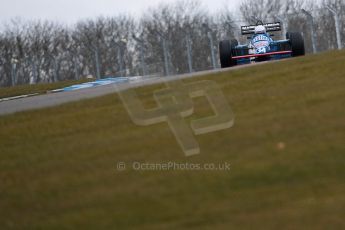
[
  {"left": 219, "top": 40, "right": 237, "bottom": 68},
  {"left": 286, "top": 32, "right": 305, "bottom": 56}
]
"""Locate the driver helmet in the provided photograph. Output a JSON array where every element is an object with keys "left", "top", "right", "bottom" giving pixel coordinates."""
[{"left": 254, "top": 25, "right": 266, "bottom": 34}]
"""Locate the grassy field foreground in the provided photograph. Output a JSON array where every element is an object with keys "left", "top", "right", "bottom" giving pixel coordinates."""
[{"left": 0, "top": 51, "right": 345, "bottom": 229}]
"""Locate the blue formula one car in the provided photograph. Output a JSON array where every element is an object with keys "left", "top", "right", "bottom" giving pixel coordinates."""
[{"left": 219, "top": 21, "right": 305, "bottom": 68}]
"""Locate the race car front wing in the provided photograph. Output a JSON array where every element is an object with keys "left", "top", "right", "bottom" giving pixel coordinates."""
[{"left": 231, "top": 50, "right": 292, "bottom": 60}]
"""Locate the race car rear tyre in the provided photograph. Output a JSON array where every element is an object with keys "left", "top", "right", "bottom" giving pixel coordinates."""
[
  {"left": 219, "top": 39, "right": 237, "bottom": 68},
  {"left": 231, "top": 39, "right": 239, "bottom": 47},
  {"left": 286, "top": 32, "right": 305, "bottom": 57}
]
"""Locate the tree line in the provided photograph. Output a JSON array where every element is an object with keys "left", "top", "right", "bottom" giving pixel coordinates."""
[{"left": 0, "top": 0, "right": 344, "bottom": 87}]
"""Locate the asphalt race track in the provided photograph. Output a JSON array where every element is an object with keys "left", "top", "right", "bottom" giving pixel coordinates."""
[
  {"left": 0, "top": 63, "right": 266, "bottom": 116},
  {"left": 0, "top": 69, "right": 224, "bottom": 116}
]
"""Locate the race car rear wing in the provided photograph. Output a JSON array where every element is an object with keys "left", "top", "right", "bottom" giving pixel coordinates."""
[{"left": 241, "top": 22, "right": 282, "bottom": 35}]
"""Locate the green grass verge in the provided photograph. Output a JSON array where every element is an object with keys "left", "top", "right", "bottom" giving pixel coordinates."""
[
  {"left": 0, "top": 79, "right": 92, "bottom": 99},
  {"left": 1, "top": 51, "right": 345, "bottom": 229}
]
